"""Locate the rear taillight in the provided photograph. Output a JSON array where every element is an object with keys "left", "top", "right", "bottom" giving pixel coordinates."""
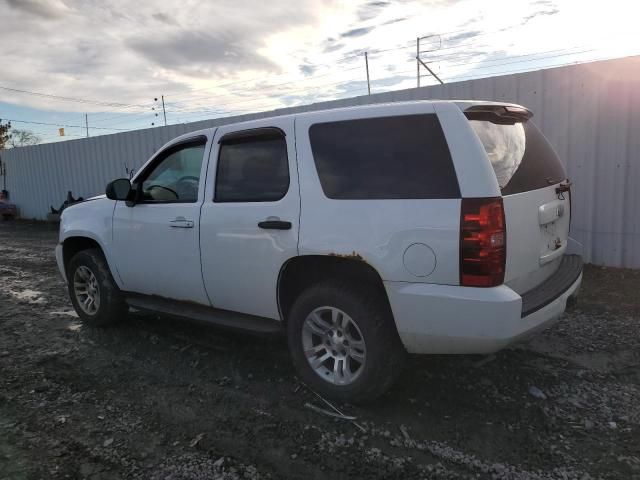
[{"left": 460, "top": 197, "right": 506, "bottom": 287}]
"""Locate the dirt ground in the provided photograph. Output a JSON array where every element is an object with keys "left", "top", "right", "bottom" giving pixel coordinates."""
[{"left": 1, "top": 220, "right": 639, "bottom": 480}]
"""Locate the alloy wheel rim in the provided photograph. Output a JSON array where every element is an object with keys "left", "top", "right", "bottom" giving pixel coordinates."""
[
  {"left": 301, "top": 306, "right": 367, "bottom": 386},
  {"left": 73, "top": 266, "right": 100, "bottom": 315}
]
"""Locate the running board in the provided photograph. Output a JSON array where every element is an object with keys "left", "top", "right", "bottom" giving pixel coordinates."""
[{"left": 124, "top": 293, "right": 282, "bottom": 334}]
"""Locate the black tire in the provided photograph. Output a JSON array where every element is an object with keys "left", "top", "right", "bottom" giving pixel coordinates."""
[
  {"left": 67, "top": 248, "right": 127, "bottom": 326},
  {"left": 287, "top": 280, "right": 406, "bottom": 403}
]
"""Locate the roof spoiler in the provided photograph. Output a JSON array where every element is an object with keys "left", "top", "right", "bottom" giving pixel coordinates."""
[{"left": 464, "top": 104, "right": 533, "bottom": 125}]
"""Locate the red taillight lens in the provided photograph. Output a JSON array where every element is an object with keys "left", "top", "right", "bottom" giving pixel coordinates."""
[{"left": 460, "top": 197, "right": 506, "bottom": 287}]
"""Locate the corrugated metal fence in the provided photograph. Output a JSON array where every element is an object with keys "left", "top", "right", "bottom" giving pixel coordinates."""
[{"left": 2, "top": 56, "right": 639, "bottom": 268}]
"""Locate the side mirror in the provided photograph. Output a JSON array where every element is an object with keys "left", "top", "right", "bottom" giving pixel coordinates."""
[{"left": 106, "top": 178, "right": 132, "bottom": 201}]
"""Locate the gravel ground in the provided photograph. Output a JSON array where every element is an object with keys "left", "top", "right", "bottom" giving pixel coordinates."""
[{"left": 1, "top": 220, "right": 639, "bottom": 480}]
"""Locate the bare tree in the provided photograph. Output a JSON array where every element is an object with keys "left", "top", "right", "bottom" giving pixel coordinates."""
[
  {"left": 8, "top": 129, "right": 41, "bottom": 148},
  {"left": 0, "top": 119, "right": 10, "bottom": 150}
]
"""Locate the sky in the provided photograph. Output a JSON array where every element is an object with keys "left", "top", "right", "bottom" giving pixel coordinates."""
[{"left": 0, "top": 0, "right": 638, "bottom": 144}]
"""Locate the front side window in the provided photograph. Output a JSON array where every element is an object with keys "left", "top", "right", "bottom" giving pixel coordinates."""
[
  {"left": 141, "top": 139, "right": 206, "bottom": 202},
  {"left": 309, "top": 114, "right": 460, "bottom": 199},
  {"left": 215, "top": 130, "right": 289, "bottom": 202}
]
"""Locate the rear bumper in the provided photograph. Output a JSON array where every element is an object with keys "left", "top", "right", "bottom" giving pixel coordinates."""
[{"left": 385, "top": 254, "right": 582, "bottom": 354}]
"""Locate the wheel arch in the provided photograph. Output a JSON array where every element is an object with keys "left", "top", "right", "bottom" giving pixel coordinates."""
[
  {"left": 61, "top": 235, "right": 123, "bottom": 288},
  {"left": 277, "top": 255, "right": 394, "bottom": 326}
]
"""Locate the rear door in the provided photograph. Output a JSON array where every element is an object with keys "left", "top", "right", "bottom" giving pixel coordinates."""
[
  {"left": 466, "top": 106, "right": 570, "bottom": 294},
  {"left": 199, "top": 117, "right": 300, "bottom": 320}
]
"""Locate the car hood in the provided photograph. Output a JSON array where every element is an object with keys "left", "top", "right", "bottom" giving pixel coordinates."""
[{"left": 61, "top": 194, "right": 111, "bottom": 217}]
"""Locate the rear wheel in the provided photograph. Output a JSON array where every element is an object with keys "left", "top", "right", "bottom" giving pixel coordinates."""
[
  {"left": 67, "top": 248, "right": 127, "bottom": 326},
  {"left": 287, "top": 281, "right": 405, "bottom": 403}
]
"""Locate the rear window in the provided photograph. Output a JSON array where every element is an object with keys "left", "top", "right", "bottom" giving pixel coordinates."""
[
  {"left": 468, "top": 118, "right": 566, "bottom": 195},
  {"left": 309, "top": 114, "right": 460, "bottom": 199}
]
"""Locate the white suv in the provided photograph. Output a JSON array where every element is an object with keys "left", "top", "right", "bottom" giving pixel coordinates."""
[{"left": 56, "top": 100, "right": 582, "bottom": 402}]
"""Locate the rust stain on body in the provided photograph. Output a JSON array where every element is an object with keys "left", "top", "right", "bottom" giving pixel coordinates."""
[{"left": 328, "top": 251, "right": 365, "bottom": 262}]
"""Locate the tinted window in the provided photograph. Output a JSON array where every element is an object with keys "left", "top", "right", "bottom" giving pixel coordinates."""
[
  {"left": 468, "top": 119, "right": 566, "bottom": 195},
  {"left": 141, "top": 140, "right": 205, "bottom": 202},
  {"left": 215, "top": 132, "right": 289, "bottom": 202},
  {"left": 309, "top": 114, "right": 460, "bottom": 199}
]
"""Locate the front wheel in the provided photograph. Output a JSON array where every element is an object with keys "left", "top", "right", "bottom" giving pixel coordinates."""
[
  {"left": 67, "top": 248, "right": 127, "bottom": 326},
  {"left": 287, "top": 281, "right": 405, "bottom": 403}
]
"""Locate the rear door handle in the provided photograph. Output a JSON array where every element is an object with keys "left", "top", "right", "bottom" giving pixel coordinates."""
[
  {"left": 170, "top": 217, "right": 194, "bottom": 228},
  {"left": 258, "top": 220, "right": 292, "bottom": 230}
]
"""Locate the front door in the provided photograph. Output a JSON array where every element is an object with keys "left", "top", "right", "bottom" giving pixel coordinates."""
[
  {"left": 200, "top": 118, "right": 300, "bottom": 319},
  {"left": 112, "top": 135, "right": 211, "bottom": 305}
]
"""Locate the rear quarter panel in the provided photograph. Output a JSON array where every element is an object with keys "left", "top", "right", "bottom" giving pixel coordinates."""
[{"left": 295, "top": 103, "right": 462, "bottom": 285}]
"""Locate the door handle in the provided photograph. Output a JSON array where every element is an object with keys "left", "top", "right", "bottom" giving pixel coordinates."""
[
  {"left": 258, "top": 220, "right": 292, "bottom": 230},
  {"left": 170, "top": 217, "right": 194, "bottom": 228}
]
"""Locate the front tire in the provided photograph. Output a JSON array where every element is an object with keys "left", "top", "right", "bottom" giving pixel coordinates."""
[
  {"left": 67, "top": 248, "right": 127, "bottom": 326},
  {"left": 287, "top": 281, "right": 405, "bottom": 403}
]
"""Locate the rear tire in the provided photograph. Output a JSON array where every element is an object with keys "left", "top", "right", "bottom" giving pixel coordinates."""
[
  {"left": 67, "top": 248, "right": 127, "bottom": 326},
  {"left": 287, "top": 280, "right": 405, "bottom": 403}
]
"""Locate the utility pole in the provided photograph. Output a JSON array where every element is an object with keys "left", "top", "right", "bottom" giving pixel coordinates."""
[
  {"left": 85, "top": 114, "right": 89, "bottom": 137},
  {"left": 364, "top": 52, "right": 371, "bottom": 95},
  {"left": 161, "top": 95, "right": 167, "bottom": 126},
  {"left": 154, "top": 97, "right": 167, "bottom": 126}
]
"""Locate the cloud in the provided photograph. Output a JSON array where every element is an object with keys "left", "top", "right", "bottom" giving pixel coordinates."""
[
  {"left": 0, "top": 0, "right": 604, "bottom": 135},
  {"left": 299, "top": 64, "right": 317, "bottom": 76},
  {"left": 0, "top": 0, "right": 329, "bottom": 111},
  {"left": 151, "top": 12, "right": 177, "bottom": 26},
  {"left": 127, "top": 30, "right": 278, "bottom": 76},
  {"left": 340, "top": 27, "right": 374, "bottom": 38},
  {"left": 323, "top": 39, "right": 346, "bottom": 53},
  {"left": 446, "top": 30, "right": 482, "bottom": 44},
  {"left": 383, "top": 17, "right": 408, "bottom": 25},
  {"left": 521, "top": 8, "right": 560, "bottom": 24},
  {"left": 357, "top": 0, "right": 390, "bottom": 21},
  {"left": 371, "top": 75, "right": 414, "bottom": 88},
  {"left": 5, "top": 0, "right": 67, "bottom": 19}
]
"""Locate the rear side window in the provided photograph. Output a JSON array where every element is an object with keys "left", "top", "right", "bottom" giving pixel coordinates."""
[
  {"left": 468, "top": 118, "right": 566, "bottom": 195},
  {"left": 309, "top": 114, "right": 460, "bottom": 199},
  {"left": 215, "top": 131, "right": 289, "bottom": 202}
]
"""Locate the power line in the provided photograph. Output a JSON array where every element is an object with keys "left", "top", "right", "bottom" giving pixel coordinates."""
[
  {"left": 166, "top": 65, "right": 363, "bottom": 104},
  {"left": 382, "top": 48, "right": 609, "bottom": 86},
  {"left": 159, "top": 29, "right": 485, "bottom": 99},
  {"left": 98, "top": 48, "right": 608, "bottom": 129},
  {"left": 164, "top": 72, "right": 364, "bottom": 115},
  {"left": 207, "top": 47, "right": 593, "bottom": 102},
  {"left": 442, "top": 54, "right": 621, "bottom": 83},
  {"left": 0, "top": 85, "right": 147, "bottom": 109},
  {"left": 436, "top": 46, "right": 595, "bottom": 70},
  {"left": 9, "top": 39, "right": 632, "bottom": 139},
  {"left": 5, "top": 118, "right": 129, "bottom": 131},
  {"left": 169, "top": 86, "right": 370, "bottom": 125},
  {"left": 89, "top": 110, "right": 154, "bottom": 125}
]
